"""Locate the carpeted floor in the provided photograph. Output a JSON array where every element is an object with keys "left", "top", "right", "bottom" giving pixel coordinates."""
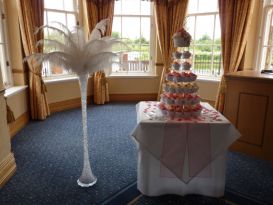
[{"left": 0, "top": 103, "right": 273, "bottom": 205}]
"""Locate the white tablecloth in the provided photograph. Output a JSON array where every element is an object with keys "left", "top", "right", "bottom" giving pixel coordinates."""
[{"left": 131, "top": 101, "right": 240, "bottom": 197}]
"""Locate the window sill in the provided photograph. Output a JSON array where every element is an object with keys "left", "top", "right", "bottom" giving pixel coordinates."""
[
  {"left": 196, "top": 76, "right": 221, "bottom": 83},
  {"left": 4, "top": 85, "right": 28, "bottom": 98},
  {"left": 109, "top": 72, "right": 158, "bottom": 78},
  {"left": 43, "top": 76, "right": 78, "bottom": 85}
]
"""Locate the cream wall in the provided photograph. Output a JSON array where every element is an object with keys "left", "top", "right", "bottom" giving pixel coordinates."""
[
  {"left": 6, "top": 90, "right": 28, "bottom": 119},
  {"left": 5, "top": 0, "right": 25, "bottom": 86},
  {"left": 108, "top": 77, "right": 159, "bottom": 94},
  {"left": 0, "top": 93, "right": 10, "bottom": 160},
  {"left": 4, "top": 0, "right": 28, "bottom": 121}
]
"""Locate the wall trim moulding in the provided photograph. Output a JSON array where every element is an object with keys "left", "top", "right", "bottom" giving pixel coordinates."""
[
  {"left": 9, "top": 111, "right": 29, "bottom": 139},
  {"left": 0, "top": 153, "right": 16, "bottom": 188}
]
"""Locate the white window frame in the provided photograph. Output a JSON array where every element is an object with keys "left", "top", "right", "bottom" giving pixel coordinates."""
[
  {"left": 186, "top": 0, "right": 221, "bottom": 78},
  {"left": 256, "top": 0, "right": 273, "bottom": 71},
  {"left": 0, "top": 0, "right": 12, "bottom": 88},
  {"left": 111, "top": 0, "right": 156, "bottom": 76},
  {"left": 42, "top": 0, "right": 78, "bottom": 79}
]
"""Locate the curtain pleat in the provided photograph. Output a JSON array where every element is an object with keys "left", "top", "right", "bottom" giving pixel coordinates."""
[
  {"left": 17, "top": 0, "right": 50, "bottom": 120},
  {"left": 215, "top": 0, "right": 255, "bottom": 112},
  {"left": 155, "top": 0, "right": 189, "bottom": 100},
  {"left": 93, "top": 71, "right": 109, "bottom": 104},
  {"left": 85, "top": 0, "right": 115, "bottom": 104}
]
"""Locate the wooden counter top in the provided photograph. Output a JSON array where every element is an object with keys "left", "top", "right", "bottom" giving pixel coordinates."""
[{"left": 225, "top": 70, "right": 273, "bottom": 81}]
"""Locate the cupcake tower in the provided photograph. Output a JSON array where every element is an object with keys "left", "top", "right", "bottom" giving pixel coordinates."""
[{"left": 159, "top": 28, "right": 202, "bottom": 119}]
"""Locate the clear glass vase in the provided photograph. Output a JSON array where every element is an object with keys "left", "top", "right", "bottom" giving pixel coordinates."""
[{"left": 77, "top": 74, "right": 97, "bottom": 187}]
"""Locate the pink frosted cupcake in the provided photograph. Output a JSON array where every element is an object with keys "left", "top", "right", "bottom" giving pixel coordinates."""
[
  {"left": 182, "top": 51, "right": 192, "bottom": 59},
  {"left": 173, "top": 51, "right": 183, "bottom": 59},
  {"left": 172, "top": 61, "right": 181, "bottom": 70},
  {"left": 182, "top": 61, "right": 192, "bottom": 70},
  {"left": 166, "top": 72, "right": 174, "bottom": 81}
]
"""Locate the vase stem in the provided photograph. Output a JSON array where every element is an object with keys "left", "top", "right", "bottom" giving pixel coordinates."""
[{"left": 77, "top": 74, "right": 97, "bottom": 187}]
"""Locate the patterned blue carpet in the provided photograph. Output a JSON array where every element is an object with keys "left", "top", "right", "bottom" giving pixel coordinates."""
[{"left": 0, "top": 103, "right": 273, "bottom": 205}]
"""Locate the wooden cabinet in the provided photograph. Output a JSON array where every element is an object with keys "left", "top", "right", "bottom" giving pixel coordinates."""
[{"left": 224, "top": 70, "right": 273, "bottom": 161}]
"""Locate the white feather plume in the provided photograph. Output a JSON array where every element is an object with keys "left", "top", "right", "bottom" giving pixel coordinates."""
[{"left": 27, "top": 19, "right": 127, "bottom": 76}]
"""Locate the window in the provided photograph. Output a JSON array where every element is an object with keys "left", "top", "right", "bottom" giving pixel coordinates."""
[
  {"left": 258, "top": 1, "right": 273, "bottom": 70},
  {"left": 42, "top": 0, "right": 78, "bottom": 78},
  {"left": 0, "top": 0, "right": 12, "bottom": 88},
  {"left": 186, "top": 0, "right": 221, "bottom": 78},
  {"left": 111, "top": 0, "right": 155, "bottom": 75}
]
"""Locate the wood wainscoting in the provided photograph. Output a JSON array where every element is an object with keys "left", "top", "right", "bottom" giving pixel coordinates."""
[
  {"left": 49, "top": 93, "right": 157, "bottom": 113},
  {"left": 109, "top": 93, "right": 157, "bottom": 102},
  {"left": 49, "top": 96, "right": 92, "bottom": 113},
  {"left": 224, "top": 71, "right": 273, "bottom": 161},
  {"left": 9, "top": 112, "right": 29, "bottom": 139},
  {"left": 0, "top": 153, "right": 16, "bottom": 188}
]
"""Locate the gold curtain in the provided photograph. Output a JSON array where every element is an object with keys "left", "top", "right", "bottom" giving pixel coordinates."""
[
  {"left": 85, "top": 0, "right": 115, "bottom": 36},
  {"left": 93, "top": 71, "right": 109, "bottom": 104},
  {"left": 85, "top": 0, "right": 115, "bottom": 104},
  {"left": 215, "top": 0, "right": 255, "bottom": 112},
  {"left": 155, "top": 0, "right": 189, "bottom": 100},
  {"left": 17, "top": 0, "right": 50, "bottom": 120}
]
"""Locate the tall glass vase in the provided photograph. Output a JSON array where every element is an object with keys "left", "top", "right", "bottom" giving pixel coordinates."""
[{"left": 77, "top": 74, "right": 97, "bottom": 187}]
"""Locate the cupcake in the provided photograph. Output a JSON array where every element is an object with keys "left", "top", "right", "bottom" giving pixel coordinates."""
[
  {"left": 172, "top": 28, "right": 192, "bottom": 47},
  {"left": 172, "top": 61, "right": 181, "bottom": 70},
  {"left": 173, "top": 51, "right": 183, "bottom": 59},
  {"left": 182, "top": 61, "right": 192, "bottom": 70},
  {"left": 166, "top": 72, "right": 174, "bottom": 81},
  {"left": 182, "top": 51, "right": 192, "bottom": 59}
]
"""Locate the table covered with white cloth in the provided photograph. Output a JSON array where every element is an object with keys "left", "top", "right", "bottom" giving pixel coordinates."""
[{"left": 131, "top": 101, "right": 240, "bottom": 197}]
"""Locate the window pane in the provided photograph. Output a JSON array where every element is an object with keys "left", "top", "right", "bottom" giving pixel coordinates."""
[
  {"left": 114, "top": 0, "right": 121, "bottom": 15},
  {"left": 122, "top": 0, "right": 140, "bottom": 15},
  {"left": 198, "top": 0, "right": 218, "bottom": 13},
  {"left": 193, "top": 50, "right": 213, "bottom": 75},
  {"left": 47, "top": 11, "right": 66, "bottom": 25},
  {"left": 214, "top": 15, "right": 221, "bottom": 41},
  {"left": 64, "top": 0, "right": 75, "bottom": 11},
  {"left": 122, "top": 17, "right": 140, "bottom": 39},
  {"left": 141, "top": 1, "right": 151, "bottom": 15},
  {"left": 212, "top": 45, "right": 222, "bottom": 76},
  {"left": 44, "top": 0, "right": 64, "bottom": 10},
  {"left": 67, "top": 14, "right": 77, "bottom": 30},
  {"left": 262, "top": 47, "right": 273, "bottom": 70},
  {"left": 185, "top": 16, "right": 195, "bottom": 43},
  {"left": 195, "top": 15, "right": 214, "bottom": 44},
  {"left": 188, "top": 0, "right": 198, "bottom": 14},
  {"left": 141, "top": 17, "right": 150, "bottom": 41},
  {"left": 112, "top": 17, "right": 121, "bottom": 38}
]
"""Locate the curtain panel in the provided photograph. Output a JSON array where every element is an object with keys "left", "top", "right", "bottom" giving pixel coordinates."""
[
  {"left": 155, "top": 0, "right": 189, "bottom": 100},
  {"left": 17, "top": 0, "right": 50, "bottom": 120},
  {"left": 215, "top": 0, "right": 255, "bottom": 112},
  {"left": 85, "top": 0, "right": 115, "bottom": 104}
]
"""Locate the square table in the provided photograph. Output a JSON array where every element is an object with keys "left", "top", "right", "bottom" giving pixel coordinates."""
[{"left": 131, "top": 101, "right": 240, "bottom": 197}]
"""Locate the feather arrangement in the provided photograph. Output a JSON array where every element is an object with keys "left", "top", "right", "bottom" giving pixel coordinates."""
[
  {"left": 26, "top": 19, "right": 128, "bottom": 188},
  {"left": 27, "top": 19, "right": 127, "bottom": 76}
]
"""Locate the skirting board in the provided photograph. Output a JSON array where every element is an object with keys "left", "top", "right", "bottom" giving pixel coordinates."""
[
  {"left": 9, "top": 111, "right": 29, "bottom": 139},
  {"left": 0, "top": 153, "right": 16, "bottom": 188},
  {"left": 49, "top": 96, "right": 91, "bottom": 113},
  {"left": 109, "top": 93, "right": 157, "bottom": 102}
]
